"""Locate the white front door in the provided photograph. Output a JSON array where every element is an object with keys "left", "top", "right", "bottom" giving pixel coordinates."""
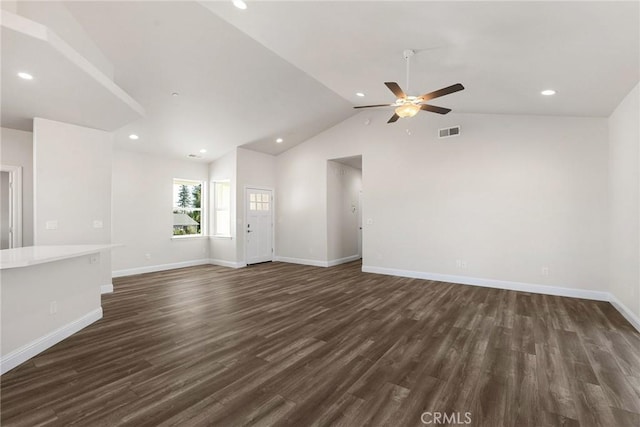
[{"left": 246, "top": 188, "right": 273, "bottom": 264}]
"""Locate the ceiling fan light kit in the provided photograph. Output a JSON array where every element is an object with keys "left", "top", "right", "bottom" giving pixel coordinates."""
[
  {"left": 354, "top": 49, "right": 465, "bottom": 124},
  {"left": 395, "top": 103, "right": 420, "bottom": 118}
]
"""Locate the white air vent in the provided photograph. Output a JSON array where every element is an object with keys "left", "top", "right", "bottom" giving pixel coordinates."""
[{"left": 438, "top": 126, "right": 461, "bottom": 139}]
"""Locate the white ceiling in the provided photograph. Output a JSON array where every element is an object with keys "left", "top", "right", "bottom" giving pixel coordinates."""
[
  {"left": 63, "top": 1, "right": 354, "bottom": 160},
  {"left": 1, "top": 11, "right": 144, "bottom": 133},
  {"left": 206, "top": 1, "right": 639, "bottom": 118},
  {"left": 3, "top": 1, "right": 639, "bottom": 160}
]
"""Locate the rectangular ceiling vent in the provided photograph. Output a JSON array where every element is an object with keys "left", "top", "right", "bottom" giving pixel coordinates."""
[{"left": 438, "top": 126, "right": 461, "bottom": 139}]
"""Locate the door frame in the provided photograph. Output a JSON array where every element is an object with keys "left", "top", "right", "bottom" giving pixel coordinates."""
[
  {"left": 244, "top": 185, "right": 275, "bottom": 265},
  {"left": 358, "top": 190, "right": 363, "bottom": 258},
  {"left": 0, "top": 165, "right": 23, "bottom": 249}
]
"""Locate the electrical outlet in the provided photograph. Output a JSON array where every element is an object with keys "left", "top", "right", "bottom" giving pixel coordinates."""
[
  {"left": 92, "top": 220, "right": 103, "bottom": 228},
  {"left": 145, "top": 253, "right": 151, "bottom": 260},
  {"left": 49, "top": 301, "right": 57, "bottom": 314},
  {"left": 456, "top": 259, "right": 462, "bottom": 268},
  {"left": 45, "top": 220, "right": 58, "bottom": 230},
  {"left": 89, "top": 254, "right": 99, "bottom": 264},
  {"left": 541, "top": 266, "right": 549, "bottom": 276},
  {"left": 461, "top": 261, "right": 468, "bottom": 269}
]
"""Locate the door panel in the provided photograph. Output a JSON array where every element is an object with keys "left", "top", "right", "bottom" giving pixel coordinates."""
[{"left": 246, "top": 188, "right": 273, "bottom": 264}]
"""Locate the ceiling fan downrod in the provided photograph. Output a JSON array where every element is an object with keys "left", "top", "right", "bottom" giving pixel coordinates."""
[{"left": 403, "top": 49, "right": 415, "bottom": 94}]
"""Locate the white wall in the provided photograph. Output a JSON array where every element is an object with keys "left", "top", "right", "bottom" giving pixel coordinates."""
[
  {"left": 209, "top": 149, "right": 237, "bottom": 265},
  {"left": 33, "top": 118, "right": 112, "bottom": 286},
  {"left": 276, "top": 111, "right": 609, "bottom": 292},
  {"left": 609, "top": 83, "right": 640, "bottom": 318},
  {"left": 327, "top": 160, "right": 362, "bottom": 262},
  {"left": 1, "top": 172, "right": 10, "bottom": 249},
  {"left": 277, "top": 140, "right": 332, "bottom": 262},
  {"left": 0, "top": 127, "right": 34, "bottom": 246},
  {"left": 112, "top": 149, "right": 209, "bottom": 274},
  {"left": 236, "top": 148, "right": 276, "bottom": 262}
]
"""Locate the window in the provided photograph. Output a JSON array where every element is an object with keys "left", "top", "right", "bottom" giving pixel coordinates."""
[
  {"left": 173, "top": 178, "right": 204, "bottom": 236},
  {"left": 249, "top": 192, "right": 270, "bottom": 211},
  {"left": 213, "top": 180, "right": 231, "bottom": 237}
]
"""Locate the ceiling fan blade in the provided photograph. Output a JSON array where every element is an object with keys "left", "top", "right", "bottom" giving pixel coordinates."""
[
  {"left": 353, "top": 104, "right": 393, "bottom": 109},
  {"left": 420, "top": 104, "right": 452, "bottom": 114},
  {"left": 387, "top": 113, "right": 400, "bottom": 123},
  {"left": 384, "top": 82, "right": 406, "bottom": 99},
  {"left": 419, "top": 83, "right": 465, "bottom": 101}
]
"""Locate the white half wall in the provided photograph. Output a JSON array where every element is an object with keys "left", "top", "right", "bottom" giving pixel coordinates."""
[
  {"left": 112, "top": 149, "right": 209, "bottom": 274},
  {"left": 1, "top": 253, "right": 103, "bottom": 374},
  {"left": 276, "top": 111, "right": 609, "bottom": 293},
  {"left": 33, "top": 118, "right": 113, "bottom": 287},
  {"left": 0, "top": 127, "right": 33, "bottom": 246},
  {"left": 609, "top": 83, "right": 640, "bottom": 320}
]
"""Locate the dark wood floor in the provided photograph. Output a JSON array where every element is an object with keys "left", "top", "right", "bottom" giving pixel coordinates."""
[{"left": 1, "top": 261, "right": 639, "bottom": 426}]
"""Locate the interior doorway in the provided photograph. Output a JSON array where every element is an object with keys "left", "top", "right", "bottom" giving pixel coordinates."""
[
  {"left": 0, "top": 165, "right": 22, "bottom": 249},
  {"left": 327, "top": 155, "right": 362, "bottom": 264},
  {"left": 245, "top": 187, "right": 274, "bottom": 265}
]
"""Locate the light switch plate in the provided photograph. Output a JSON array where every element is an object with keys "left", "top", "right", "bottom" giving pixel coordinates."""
[
  {"left": 45, "top": 220, "right": 58, "bottom": 230},
  {"left": 93, "top": 220, "right": 103, "bottom": 228}
]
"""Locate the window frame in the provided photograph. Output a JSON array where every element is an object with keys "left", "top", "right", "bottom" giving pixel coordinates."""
[
  {"left": 172, "top": 178, "right": 206, "bottom": 238},
  {"left": 212, "top": 180, "right": 232, "bottom": 238}
]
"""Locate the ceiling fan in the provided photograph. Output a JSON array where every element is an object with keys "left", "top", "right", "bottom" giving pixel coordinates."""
[{"left": 354, "top": 49, "right": 465, "bottom": 123}]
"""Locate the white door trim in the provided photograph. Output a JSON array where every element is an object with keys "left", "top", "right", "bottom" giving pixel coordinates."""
[
  {"left": 1, "top": 165, "right": 23, "bottom": 249},
  {"left": 244, "top": 186, "right": 275, "bottom": 265}
]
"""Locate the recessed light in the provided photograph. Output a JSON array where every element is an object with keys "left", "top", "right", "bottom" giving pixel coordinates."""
[
  {"left": 129, "top": 134, "right": 139, "bottom": 140},
  {"left": 17, "top": 72, "right": 33, "bottom": 80},
  {"left": 276, "top": 138, "right": 283, "bottom": 143},
  {"left": 232, "top": 0, "right": 247, "bottom": 9},
  {"left": 172, "top": 92, "right": 179, "bottom": 97},
  {"left": 541, "top": 89, "right": 556, "bottom": 96},
  {"left": 356, "top": 92, "right": 365, "bottom": 97},
  {"left": 199, "top": 149, "right": 207, "bottom": 153}
]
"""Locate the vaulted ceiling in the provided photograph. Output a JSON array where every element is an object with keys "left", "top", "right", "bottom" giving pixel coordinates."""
[{"left": 2, "top": 1, "right": 639, "bottom": 160}]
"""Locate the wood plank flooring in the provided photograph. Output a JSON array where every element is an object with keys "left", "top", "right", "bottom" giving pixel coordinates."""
[{"left": 1, "top": 261, "right": 639, "bottom": 426}]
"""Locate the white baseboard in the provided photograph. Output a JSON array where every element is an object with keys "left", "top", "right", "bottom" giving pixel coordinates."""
[
  {"left": 210, "top": 258, "right": 246, "bottom": 269},
  {"left": 361, "top": 265, "right": 610, "bottom": 301},
  {"left": 609, "top": 294, "right": 640, "bottom": 332},
  {"left": 1, "top": 308, "right": 103, "bottom": 375},
  {"left": 112, "top": 259, "right": 211, "bottom": 278},
  {"left": 274, "top": 255, "right": 361, "bottom": 268},
  {"left": 100, "top": 283, "right": 114, "bottom": 294},
  {"left": 274, "top": 256, "right": 329, "bottom": 267},
  {"left": 327, "top": 254, "right": 361, "bottom": 267}
]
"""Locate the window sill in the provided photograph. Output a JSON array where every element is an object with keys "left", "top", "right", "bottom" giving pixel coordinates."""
[
  {"left": 210, "top": 235, "right": 232, "bottom": 240},
  {"left": 171, "top": 235, "right": 208, "bottom": 240}
]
